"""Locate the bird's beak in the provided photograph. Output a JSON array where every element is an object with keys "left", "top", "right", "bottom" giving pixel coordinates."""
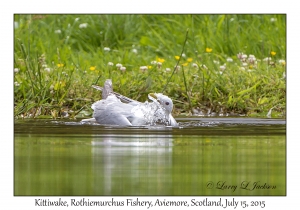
[
  {"left": 148, "top": 93, "right": 157, "bottom": 99},
  {"left": 149, "top": 93, "right": 161, "bottom": 104}
]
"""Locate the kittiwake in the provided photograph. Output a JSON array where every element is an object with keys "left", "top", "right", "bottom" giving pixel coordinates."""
[{"left": 81, "top": 79, "right": 178, "bottom": 126}]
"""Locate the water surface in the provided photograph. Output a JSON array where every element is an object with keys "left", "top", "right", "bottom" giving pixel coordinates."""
[{"left": 14, "top": 117, "right": 286, "bottom": 196}]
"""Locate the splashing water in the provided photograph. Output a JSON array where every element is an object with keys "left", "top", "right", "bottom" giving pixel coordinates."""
[{"left": 131, "top": 96, "right": 170, "bottom": 126}]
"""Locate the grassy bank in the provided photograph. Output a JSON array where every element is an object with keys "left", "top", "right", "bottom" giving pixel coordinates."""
[{"left": 14, "top": 14, "right": 286, "bottom": 119}]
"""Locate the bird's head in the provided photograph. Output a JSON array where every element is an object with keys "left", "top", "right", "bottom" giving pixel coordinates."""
[{"left": 148, "top": 93, "right": 174, "bottom": 114}]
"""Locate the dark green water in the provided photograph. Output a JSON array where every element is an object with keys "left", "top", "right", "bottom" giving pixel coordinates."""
[{"left": 14, "top": 118, "right": 286, "bottom": 196}]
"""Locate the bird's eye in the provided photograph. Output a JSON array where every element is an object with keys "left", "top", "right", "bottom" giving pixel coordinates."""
[{"left": 165, "top": 102, "right": 169, "bottom": 106}]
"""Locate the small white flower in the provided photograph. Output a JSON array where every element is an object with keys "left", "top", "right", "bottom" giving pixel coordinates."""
[
  {"left": 263, "top": 57, "right": 272, "bottom": 62},
  {"left": 140, "top": 66, "right": 148, "bottom": 71},
  {"left": 116, "top": 63, "right": 122, "bottom": 69},
  {"left": 120, "top": 66, "right": 126, "bottom": 71},
  {"left": 242, "top": 62, "right": 248, "bottom": 67},
  {"left": 219, "top": 71, "right": 223, "bottom": 75},
  {"left": 192, "top": 74, "right": 199, "bottom": 78},
  {"left": 279, "top": 60, "right": 286, "bottom": 65},
  {"left": 248, "top": 55, "right": 256, "bottom": 64},
  {"left": 182, "top": 53, "right": 186, "bottom": 58},
  {"left": 213, "top": 60, "right": 219, "bottom": 64},
  {"left": 151, "top": 61, "right": 157, "bottom": 65},
  {"left": 226, "top": 58, "right": 233, "bottom": 62},
  {"left": 157, "top": 62, "right": 162, "bottom": 68},
  {"left": 132, "top": 49, "right": 138, "bottom": 54},
  {"left": 165, "top": 68, "right": 171, "bottom": 72},
  {"left": 55, "top": 29, "right": 61, "bottom": 34},
  {"left": 237, "top": 52, "right": 244, "bottom": 60},
  {"left": 270, "top": 18, "right": 277, "bottom": 22},
  {"left": 174, "top": 65, "right": 181, "bottom": 70},
  {"left": 201, "top": 64, "right": 208, "bottom": 70},
  {"left": 14, "top": 68, "right": 20, "bottom": 73},
  {"left": 220, "top": 65, "right": 226, "bottom": 71},
  {"left": 241, "top": 54, "right": 248, "bottom": 59},
  {"left": 44, "top": 68, "right": 51, "bottom": 72},
  {"left": 230, "top": 18, "right": 234, "bottom": 22},
  {"left": 14, "top": 81, "right": 20, "bottom": 86},
  {"left": 192, "top": 63, "right": 198, "bottom": 68},
  {"left": 79, "top": 23, "right": 88, "bottom": 28},
  {"left": 108, "top": 62, "right": 114, "bottom": 66},
  {"left": 104, "top": 47, "right": 110, "bottom": 51},
  {"left": 75, "top": 18, "right": 80, "bottom": 22}
]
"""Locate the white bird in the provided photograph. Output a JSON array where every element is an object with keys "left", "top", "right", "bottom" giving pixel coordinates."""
[{"left": 81, "top": 79, "right": 178, "bottom": 126}]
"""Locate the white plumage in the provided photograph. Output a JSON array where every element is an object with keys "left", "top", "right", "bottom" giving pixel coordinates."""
[{"left": 82, "top": 79, "right": 178, "bottom": 126}]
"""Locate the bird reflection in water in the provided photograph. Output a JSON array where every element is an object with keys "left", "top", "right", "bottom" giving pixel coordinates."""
[{"left": 91, "top": 134, "right": 173, "bottom": 195}]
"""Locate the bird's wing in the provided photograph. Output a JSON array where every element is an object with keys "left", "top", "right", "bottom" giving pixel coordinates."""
[
  {"left": 91, "top": 95, "right": 136, "bottom": 126},
  {"left": 95, "top": 111, "right": 133, "bottom": 126},
  {"left": 169, "top": 114, "right": 178, "bottom": 126},
  {"left": 92, "top": 85, "right": 139, "bottom": 104},
  {"left": 101, "top": 79, "right": 113, "bottom": 99}
]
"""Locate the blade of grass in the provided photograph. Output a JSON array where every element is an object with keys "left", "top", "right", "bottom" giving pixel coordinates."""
[
  {"left": 182, "top": 65, "right": 193, "bottom": 114},
  {"left": 162, "top": 28, "right": 189, "bottom": 93}
]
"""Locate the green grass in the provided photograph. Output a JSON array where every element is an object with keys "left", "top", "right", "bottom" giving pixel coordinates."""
[{"left": 14, "top": 14, "right": 286, "bottom": 119}]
